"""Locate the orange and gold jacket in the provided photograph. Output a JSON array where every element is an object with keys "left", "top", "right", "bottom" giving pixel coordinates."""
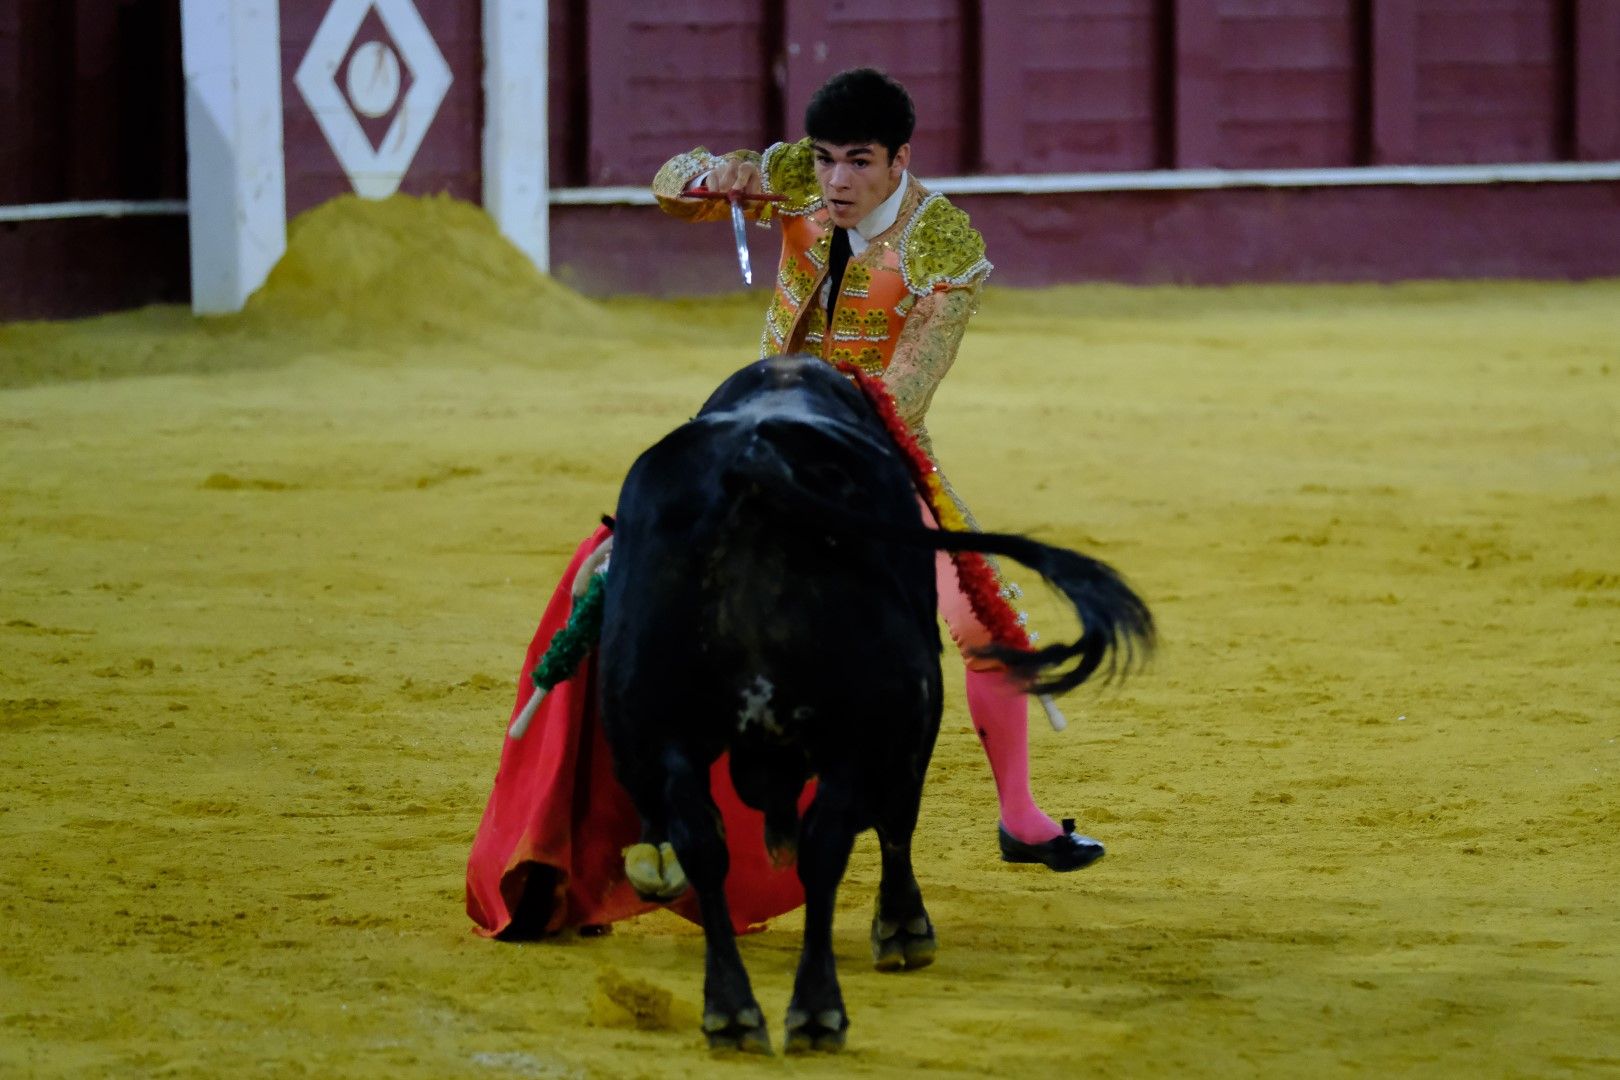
[{"left": 652, "top": 138, "right": 992, "bottom": 437}]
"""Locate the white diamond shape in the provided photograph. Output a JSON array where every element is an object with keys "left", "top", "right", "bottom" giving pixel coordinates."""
[{"left": 294, "top": 0, "right": 452, "bottom": 199}]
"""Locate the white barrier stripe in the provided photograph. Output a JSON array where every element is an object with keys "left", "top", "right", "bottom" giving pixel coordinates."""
[
  {"left": 550, "top": 161, "right": 1620, "bottom": 206},
  {"left": 0, "top": 200, "right": 190, "bottom": 222},
  {"left": 7, "top": 162, "right": 1613, "bottom": 220}
]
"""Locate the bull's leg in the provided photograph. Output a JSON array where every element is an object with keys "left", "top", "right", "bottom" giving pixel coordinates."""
[
  {"left": 871, "top": 802, "right": 936, "bottom": 973},
  {"left": 785, "top": 780, "right": 859, "bottom": 1053},
  {"left": 872, "top": 700, "right": 939, "bottom": 972},
  {"left": 662, "top": 749, "right": 770, "bottom": 1054}
]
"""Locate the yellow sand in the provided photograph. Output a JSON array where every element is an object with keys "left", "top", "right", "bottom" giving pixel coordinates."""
[{"left": 2, "top": 195, "right": 1617, "bottom": 1078}]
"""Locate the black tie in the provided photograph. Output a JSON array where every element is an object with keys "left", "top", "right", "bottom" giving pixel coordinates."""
[{"left": 827, "top": 227, "right": 852, "bottom": 318}]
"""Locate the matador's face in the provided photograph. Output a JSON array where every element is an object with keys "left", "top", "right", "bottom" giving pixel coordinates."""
[{"left": 812, "top": 141, "right": 911, "bottom": 230}]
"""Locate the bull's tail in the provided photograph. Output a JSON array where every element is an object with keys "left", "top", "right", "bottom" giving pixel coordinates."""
[
  {"left": 722, "top": 428, "right": 1155, "bottom": 697},
  {"left": 920, "top": 524, "right": 1154, "bottom": 695}
]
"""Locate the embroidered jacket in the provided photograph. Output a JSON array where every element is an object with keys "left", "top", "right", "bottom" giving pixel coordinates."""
[
  {"left": 653, "top": 140, "right": 1022, "bottom": 624},
  {"left": 652, "top": 139, "right": 991, "bottom": 436}
]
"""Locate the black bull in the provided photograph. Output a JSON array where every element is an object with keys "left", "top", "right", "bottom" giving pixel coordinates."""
[{"left": 598, "top": 355, "right": 1153, "bottom": 1053}]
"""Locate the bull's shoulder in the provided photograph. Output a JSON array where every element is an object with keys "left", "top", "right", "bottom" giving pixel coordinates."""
[{"left": 900, "top": 193, "right": 992, "bottom": 295}]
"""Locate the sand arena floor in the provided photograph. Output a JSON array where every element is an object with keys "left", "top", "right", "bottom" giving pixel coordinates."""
[{"left": 2, "top": 196, "right": 1618, "bottom": 1078}]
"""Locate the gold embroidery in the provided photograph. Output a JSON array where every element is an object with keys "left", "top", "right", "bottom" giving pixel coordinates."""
[
  {"left": 779, "top": 264, "right": 815, "bottom": 306},
  {"left": 805, "top": 306, "right": 826, "bottom": 338},
  {"left": 767, "top": 293, "right": 795, "bottom": 344},
  {"left": 862, "top": 309, "right": 889, "bottom": 341},
  {"left": 652, "top": 149, "right": 718, "bottom": 196},
  {"left": 832, "top": 306, "right": 863, "bottom": 340},
  {"left": 806, "top": 230, "right": 831, "bottom": 270},
  {"left": 842, "top": 262, "right": 871, "bottom": 298},
  {"left": 883, "top": 285, "right": 977, "bottom": 430},
  {"left": 827, "top": 346, "right": 884, "bottom": 374},
  {"left": 759, "top": 139, "right": 824, "bottom": 220},
  {"left": 900, "top": 195, "right": 992, "bottom": 296},
  {"left": 652, "top": 147, "right": 763, "bottom": 223}
]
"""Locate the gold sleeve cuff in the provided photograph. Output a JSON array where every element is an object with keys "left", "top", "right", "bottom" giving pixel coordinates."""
[
  {"left": 883, "top": 284, "right": 979, "bottom": 430},
  {"left": 651, "top": 148, "right": 764, "bottom": 222}
]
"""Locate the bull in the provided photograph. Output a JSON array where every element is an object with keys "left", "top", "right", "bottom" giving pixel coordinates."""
[{"left": 597, "top": 354, "right": 1153, "bottom": 1053}]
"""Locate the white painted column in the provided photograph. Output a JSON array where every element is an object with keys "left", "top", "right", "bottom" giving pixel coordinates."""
[
  {"left": 482, "top": 0, "right": 550, "bottom": 271},
  {"left": 180, "top": 0, "right": 287, "bottom": 314}
]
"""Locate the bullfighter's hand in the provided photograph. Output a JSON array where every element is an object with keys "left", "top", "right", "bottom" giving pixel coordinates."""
[
  {"left": 701, "top": 158, "right": 763, "bottom": 198},
  {"left": 572, "top": 536, "right": 612, "bottom": 598}
]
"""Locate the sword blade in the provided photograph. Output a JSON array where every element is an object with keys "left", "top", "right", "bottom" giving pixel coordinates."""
[{"left": 729, "top": 198, "right": 752, "bottom": 286}]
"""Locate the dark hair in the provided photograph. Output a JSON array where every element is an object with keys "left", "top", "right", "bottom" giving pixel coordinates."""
[{"left": 803, "top": 68, "right": 915, "bottom": 159}]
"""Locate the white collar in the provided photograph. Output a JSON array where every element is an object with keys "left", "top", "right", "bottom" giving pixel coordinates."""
[{"left": 848, "top": 172, "right": 909, "bottom": 255}]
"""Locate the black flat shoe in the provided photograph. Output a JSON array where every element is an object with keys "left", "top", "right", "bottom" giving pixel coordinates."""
[{"left": 998, "top": 818, "right": 1105, "bottom": 872}]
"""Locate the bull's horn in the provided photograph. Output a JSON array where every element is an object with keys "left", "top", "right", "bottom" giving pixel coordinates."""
[
  {"left": 508, "top": 688, "right": 548, "bottom": 739},
  {"left": 1038, "top": 694, "right": 1067, "bottom": 732}
]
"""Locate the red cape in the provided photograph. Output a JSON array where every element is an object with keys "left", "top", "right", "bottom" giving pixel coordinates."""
[{"left": 465, "top": 525, "right": 809, "bottom": 937}]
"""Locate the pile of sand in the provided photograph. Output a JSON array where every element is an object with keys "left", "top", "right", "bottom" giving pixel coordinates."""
[
  {"left": 245, "top": 193, "right": 611, "bottom": 339},
  {"left": 0, "top": 194, "right": 622, "bottom": 388}
]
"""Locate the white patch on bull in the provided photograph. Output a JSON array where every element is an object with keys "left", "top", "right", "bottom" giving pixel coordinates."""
[{"left": 737, "top": 675, "right": 782, "bottom": 735}]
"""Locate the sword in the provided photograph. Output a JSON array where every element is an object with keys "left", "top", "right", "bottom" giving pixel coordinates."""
[{"left": 684, "top": 188, "right": 788, "bottom": 286}]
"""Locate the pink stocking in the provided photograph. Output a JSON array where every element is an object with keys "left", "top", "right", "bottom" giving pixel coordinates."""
[{"left": 964, "top": 667, "right": 1062, "bottom": 844}]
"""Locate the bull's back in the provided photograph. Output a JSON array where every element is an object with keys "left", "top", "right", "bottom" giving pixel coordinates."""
[{"left": 599, "top": 410, "right": 939, "bottom": 756}]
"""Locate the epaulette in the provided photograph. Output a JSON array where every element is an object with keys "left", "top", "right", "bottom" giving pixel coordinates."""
[
  {"left": 899, "top": 194, "right": 992, "bottom": 296},
  {"left": 760, "top": 139, "right": 824, "bottom": 218}
]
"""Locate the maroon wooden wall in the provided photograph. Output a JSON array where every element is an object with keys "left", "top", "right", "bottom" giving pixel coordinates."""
[
  {"left": 4, "top": 0, "right": 1620, "bottom": 320},
  {"left": 541, "top": 0, "right": 1620, "bottom": 294},
  {"left": 0, "top": 0, "right": 188, "bottom": 319},
  {"left": 0, "top": 0, "right": 186, "bottom": 203},
  {"left": 546, "top": 0, "right": 1620, "bottom": 183}
]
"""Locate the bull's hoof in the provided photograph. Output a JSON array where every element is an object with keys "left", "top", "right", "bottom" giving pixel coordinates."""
[
  {"left": 623, "top": 841, "right": 688, "bottom": 901},
  {"left": 784, "top": 1007, "right": 847, "bottom": 1053},
  {"left": 702, "top": 1007, "right": 771, "bottom": 1054},
  {"left": 871, "top": 912, "right": 936, "bottom": 972}
]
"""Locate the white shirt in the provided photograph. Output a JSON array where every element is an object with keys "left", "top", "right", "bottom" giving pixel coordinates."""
[{"left": 847, "top": 171, "right": 909, "bottom": 255}]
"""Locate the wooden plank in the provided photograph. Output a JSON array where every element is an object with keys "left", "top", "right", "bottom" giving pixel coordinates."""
[
  {"left": 1574, "top": 0, "right": 1620, "bottom": 159},
  {"left": 14, "top": 0, "right": 70, "bottom": 203},
  {"left": 1414, "top": 1, "right": 1562, "bottom": 164},
  {"left": 548, "top": 0, "right": 584, "bottom": 187},
  {"left": 1171, "top": 0, "right": 1221, "bottom": 167},
  {"left": 69, "top": 0, "right": 121, "bottom": 199},
  {"left": 1368, "top": 0, "right": 1417, "bottom": 163},
  {"left": 0, "top": 3, "right": 20, "bottom": 203},
  {"left": 585, "top": 0, "right": 636, "bottom": 184},
  {"left": 978, "top": 0, "right": 1026, "bottom": 172},
  {"left": 782, "top": 0, "right": 830, "bottom": 139}
]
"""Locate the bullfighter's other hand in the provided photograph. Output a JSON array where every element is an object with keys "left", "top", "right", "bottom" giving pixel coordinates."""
[{"left": 572, "top": 536, "right": 612, "bottom": 598}]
